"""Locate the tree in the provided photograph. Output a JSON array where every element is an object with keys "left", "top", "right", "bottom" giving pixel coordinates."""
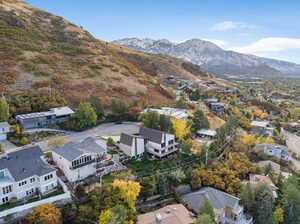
[
  {"left": 88, "top": 95, "right": 105, "bottom": 120},
  {"left": 191, "top": 110, "right": 209, "bottom": 133},
  {"left": 181, "top": 139, "right": 193, "bottom": 153},
  {"left": 195, "top": 214, "right": 215, "bottom": 224},
  {"left": 282, "top": 181, "right": 300, "bottom": 224},
  {"left": 75, "top": 184, "right": 87, "bottom": 199},
  {"left": 141, "top": 110, "right": 160, "bottom": 129},
  {"left": 0, "top": 96, "right": 9, "bottom": 122},
  {"left": 159, "top": 114, "right": 172, "bottom": 132},
  {"left": 254, "top": 184, "right": 275, "bottom": 224},
  {"left": 111, "top": 99, "right": 128, "bottom": 115},
  {"left": 19, "top": 136, "right": 28, "bottom": 145},
  {"left": 240, "top": 183, "right": 255, "bottom": 213},
  {"left": 199, "top": 199, "right": 215, "bottom": 221},
  {"left": 0, "top": 142, "right": 3, "bottom": 154},
  {"left": 189, "top": 89, "right": 202, "bottom": 101},
  {"left": 48, "top": 136, "right": 67, "bottom": 149},
  {"left": 171, "top": 117, "right": 189, "bottom": 139},
  {"left": 26, "top": 203, "right": 61, "bottom": 224},
  {"left": 273, "top": 207, "right": 284, "bottom": 224},
  {"left": 73, "top": 102, "right": 97, "bottom": 130},
  {"left": 99, "top": 205, "right": 129, "bottom": 224}
]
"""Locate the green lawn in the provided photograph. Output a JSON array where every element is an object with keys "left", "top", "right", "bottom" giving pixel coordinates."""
[{"left": 125, "top": 154, "right": 201, "bottom": 176}]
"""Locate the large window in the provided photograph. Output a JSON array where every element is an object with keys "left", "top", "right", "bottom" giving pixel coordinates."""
[
  {"left": 44, "top": 174, "right": 53, "bottom": 181},
  {"left": 2, "top": 185, "right": 12, "bottom": 195}
]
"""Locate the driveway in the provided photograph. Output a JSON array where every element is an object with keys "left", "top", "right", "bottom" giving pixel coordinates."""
[
  {"left": 282, "top": 129, "right": 300, "bottom": 170},
  {"left": 6, "top": 122, "right": 140, "bottom": 152},
  {"left": 0, "top": 140, "right": 17, "bottom": 153}
]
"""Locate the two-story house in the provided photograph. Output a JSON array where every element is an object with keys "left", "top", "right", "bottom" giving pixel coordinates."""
[
  {"left": 119, "top": 133, "right": 145, "bottom": 158},
  {"left": 52, "top": 137, "right": 107, "bottom": 183},
  {"left": 16, "top": 106, "right": 74, "bottom": 129},
  {"left": 181, "top": 187, "right": 253, "bottom": 224},
  {"left": 0, "top": 146, "right": 58, "bottom": 205},
  {"left": 253, "top": 143, "right": 291, "bottom": 162},
  {"left": 140, "top": 127, "right": 178, "bottom": 158},
  {"left": 0, "top": 122, "right": 10, "bottom": 141}
]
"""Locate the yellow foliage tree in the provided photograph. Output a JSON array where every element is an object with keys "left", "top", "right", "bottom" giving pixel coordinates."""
[
  {"left": 26, "top": 203, "right": 61, "bottom": 224},
  {"left": 99, "top": 209, "right": 113, "bottom": 224},
  {"left": 253, "top": 108, "right": 268, "bottom": 119},
  {"left": 48, "top": 136, "right": 68, "bottom": 149},
  {"left": 112, "top": 180, "right": 141, "bottom": 210},
  {"left": 171, "top": 117, "right": 188, "bottom": 139},
  {"left": 193, "top": 141, "right": 202, "bottom": 156},
  {"left": 241, "top": 134, "right": 257, "bottom": 148}
]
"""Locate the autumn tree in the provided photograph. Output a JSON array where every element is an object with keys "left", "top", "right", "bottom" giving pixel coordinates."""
[
  {"left": 171, "top": 117, "right": 189, "bottom": 139},
  {"left": 99, "top": 205, "right": 130, "bottom": 224},
  {"left": 73, "top": 102, "right": 97, "bottom": 130},
  {"left": 26, "top": 203, "right": 62, "bottom": 224},
  {"left": 273, "top": 207, "right": 284, "bottom": 224},
  {"left": 191, "top": 109, "right": 209, "bottom": 133},
  {"left": 0, "top": 96, "right": 9, "bottom": 122}
]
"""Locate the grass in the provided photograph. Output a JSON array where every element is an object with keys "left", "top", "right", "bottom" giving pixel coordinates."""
[{"left": 125, "top": 154, "right": 199, "bottom": 175}]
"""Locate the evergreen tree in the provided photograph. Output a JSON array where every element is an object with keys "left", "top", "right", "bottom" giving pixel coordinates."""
[
  {"left": 73, "top": 102, "right": 97, "bottom": 130},
  {"left": 191, "top": 109, "right": 209, "bottom": 133},
  {"left": 282, "top": 183, "right": 300, "bottom": 224},
  {"left": 240, "top": 183, "right": 255, "bottom": 213},
  {"left": 88, "top": 95, "right": 105, "bottom": 119},
  {"left": 0, "top": 97, "right": 9, "bottom": 122},
  {"left": 195, "top": 214, "right": 215, "bottom": 224},
  {"left": 141, "top": 110, "right": 160, "bottom": 129},
  {"left": 199, "top": 199, "right": 215, "bottom": 221},
  {"left": 159, "top": 114, "right": 172, "bottom": 132},
  {"left": 254, "top": 184, "right": 275, "bottom": 224}
]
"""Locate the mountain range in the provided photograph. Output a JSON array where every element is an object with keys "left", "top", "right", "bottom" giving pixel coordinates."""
[
  {"left": 112, "top": 38, "right": 300, "bottom": 77},
  {"left": 0, "top": 0, "right": 215, "bottom": 106}
]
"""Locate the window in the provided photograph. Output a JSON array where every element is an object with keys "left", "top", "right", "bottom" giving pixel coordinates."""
[
  {"left": 18, "top": 181, "right": 27, "bottom": 186},
  {"left": 161, "top": 143, "right": 165, "bottom": 148},
  {"left": 168, "top": 140, "right": 174, "bottom": 145},
  {"left": 26, "top": 188, "right": 34, "bottom": 196},
  {"left": 2, "top": 185, "right": 12, "bottom": 195},
  {"left": 2, "top": 196, "right": 8, "bottom": 204},
  {"left": 30, "top": 177, "right": 35, "bottom": 183},
  {"left": 0, "top": 171, "right": 4, "bottom": 179},
  {"left": 44, "top": 174, "right": 53, "bottom": 181},
  {"left": 154, "top": 149, "right": 159, "bottom": 153}
]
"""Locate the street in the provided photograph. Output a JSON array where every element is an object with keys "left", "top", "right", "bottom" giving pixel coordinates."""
[
  {"left": 282, "top": 129, "right": 300, "bottom": 170},
  {"left": 2, "top": 122, "right": 140, "bottom": 153}
]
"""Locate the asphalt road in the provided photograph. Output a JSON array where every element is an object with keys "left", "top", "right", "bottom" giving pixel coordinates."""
[
  {"left": 282, "top": 129, "right": 300, "bottom": 170},
  {"left": 4, "top": 122, "right": 140, "bottom": 152}
]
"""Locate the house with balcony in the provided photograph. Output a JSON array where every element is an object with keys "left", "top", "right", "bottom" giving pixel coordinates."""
[
  {"left": 16, "top": 106, "right": 74, "bottom": 129},
  {"left": 52, "top": 137, "right": 107, "bottom": 183},
  {"left": 119, "top": 133, "right": 145, "bottom": 158},
  {"left": 0, "top": 146, "right": 58, "bottom": 205},
  {"left": 139, "top": 127, "right": 178, "bottom": 158},
  {"left": 253, "top": 143, "right": 291, "bottom": 162},
  {"left": 181, "top": 187, "right": 253, "bottom": 224}
]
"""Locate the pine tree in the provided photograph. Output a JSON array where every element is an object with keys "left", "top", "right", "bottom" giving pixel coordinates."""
[
  {"left": 199, "top": 198, "right": 215, "bottom": 221},
  {"left": 191, "top": 109, "right": 209, "bottom": 133}
]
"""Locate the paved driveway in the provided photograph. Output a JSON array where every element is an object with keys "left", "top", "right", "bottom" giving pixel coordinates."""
[
  {"left": 6, "top": 122, "right": 140, "bottom": 152},
  {"left": 0, "top": 140, "right": 17, "bottom": 153}
]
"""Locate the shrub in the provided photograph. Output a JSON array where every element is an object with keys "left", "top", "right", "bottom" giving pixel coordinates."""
[{"left": 19, "top": 137, "right": 28, "bottom": 145}]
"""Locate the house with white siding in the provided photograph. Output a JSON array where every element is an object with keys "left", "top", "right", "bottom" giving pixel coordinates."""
[
  {"left": 0, "top": 146, "right": 58, "bottom": 205},
  {"left": 0, "top": 122, "right": 10, "bottom": 141},
  {"left": 119, "top": 133, "right": 145, "bottom": 158},
  {"left": 52, "top": 137, "right": 107, "bottom": 183}
]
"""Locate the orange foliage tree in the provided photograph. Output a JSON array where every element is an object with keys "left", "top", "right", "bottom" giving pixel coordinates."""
[{"left": 26, "top": 203, "right": 61, "bottom": 224}]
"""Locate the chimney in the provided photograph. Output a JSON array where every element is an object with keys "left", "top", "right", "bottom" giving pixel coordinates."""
[{"left": 155, "top": 213, "right": 162, "bottom": 224}]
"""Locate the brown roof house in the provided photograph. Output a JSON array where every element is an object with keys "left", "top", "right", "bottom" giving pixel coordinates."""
[{"left": 137, "top": 204, "right": 195, "bottom": 224}]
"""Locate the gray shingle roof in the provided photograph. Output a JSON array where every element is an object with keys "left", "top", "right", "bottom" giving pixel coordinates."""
[
  {"left": 52, "top": 137, "right": 106, "bottom": 161},
  {"left": 139, "top": 127, "right": 163, "bottom": 144},
  {"left": 0, "top": 146, "right": 55, "bottom": 181},
  {"left": 180, "top": 187, "right": 239, "bottom": 214},
  {"left": 120, "top": 133, "right": 134, "bottom": 146}
]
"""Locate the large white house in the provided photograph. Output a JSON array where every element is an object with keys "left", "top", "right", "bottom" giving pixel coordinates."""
[
  {"left": 0, "top": 146, "right": 58, "bottom": 205},
  {"left": 120, "top": 127, "right": 178, "bottom": 158},
  {"left": 142, "top": 107, "right": 189, "bottom": 120},
  {"left": 253, "top": 143, "right": 291, "bottom": 162},
  {"left": 52, "top": 137, "right": 107, "bottom": 183}
]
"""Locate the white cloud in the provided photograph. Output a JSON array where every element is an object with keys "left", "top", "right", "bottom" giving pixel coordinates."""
[
  {"left": 210, "top": 21, "right": 256, "bottom": 31},
  {"left": 230, "top": 37, "right": 300, "bottom": 54},
  {"left": 203, "top": 39, "right": 226, "bottom": 47}
]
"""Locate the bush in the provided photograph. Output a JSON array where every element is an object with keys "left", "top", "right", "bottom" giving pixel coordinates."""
[{"left": 19, "top": 137, "right": 28, "bottom": 145}]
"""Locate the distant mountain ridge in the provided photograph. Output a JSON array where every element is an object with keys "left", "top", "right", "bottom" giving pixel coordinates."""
[{"left": 112, "top": 38, "right": 300, "bottom": 77}]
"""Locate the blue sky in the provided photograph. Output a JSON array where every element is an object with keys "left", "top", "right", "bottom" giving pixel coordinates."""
[{"left": 25, "top": 0, "right": 300, "bottom": 63}]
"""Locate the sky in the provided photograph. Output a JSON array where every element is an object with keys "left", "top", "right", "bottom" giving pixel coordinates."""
[{"left": 25, "top": 0, "right": 300, "bottom": 64}]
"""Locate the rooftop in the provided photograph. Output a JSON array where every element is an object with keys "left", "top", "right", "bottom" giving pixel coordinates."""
[
  {"left": 139, "top": 127, "right": 166, "bottom": 144},
  {"left": 181, "top": 187, "right": 240, "bottom": 214},
  {"left": 0, "top": 122, "right": 10, "bottom": 129},
  {"left": 137, "top": 204, "right": 195, "bottom": 224},
  {"left": 197, "top": 129, "right": 217, "bottom": 137},
  {"left": 0, "top": 146, "right": 55, "bottom": 181},
  {"left": 52, "top": 137, "right": 106, "bottom": 162},
  {"left": 16, "top": 106, "right": 74, "bottom": 120}
]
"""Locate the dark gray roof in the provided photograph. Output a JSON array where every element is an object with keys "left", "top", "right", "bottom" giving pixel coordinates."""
[
  {"left": 0, "top": 146, "right": 55, "bottom": 181},
  {"left": 52, "top": 137, "right": 106, "bottom": 161},
  {"left": 139, "top": 127, "right": 163, "bottom": 144},
  {"left": 120, "top": 133, "right": 134, "bottom": 146},
  {"left": 180, "top": 187, "right": 239, "bottom": 214}
]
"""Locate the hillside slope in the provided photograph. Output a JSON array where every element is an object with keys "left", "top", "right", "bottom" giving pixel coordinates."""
[
  {"left": 113, "top": 38, "right": 300, "bottom": 77},
  {"left": 0, "top": 0, "right": 212, "bottom": 107}
]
